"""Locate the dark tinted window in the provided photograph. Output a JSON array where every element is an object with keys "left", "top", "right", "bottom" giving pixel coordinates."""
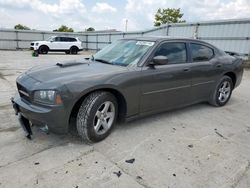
[
  {"left": 154, "top": 42, "right": 187, "bottom": 64},
  {"left": 69, "top": 37, "right": 77, "bottom": 42},
  {"left": 60, "top": 37, "right": 67, "bottom": 42},
  {"left": 190, "top": 43, "right": 214, "bottom": 62},
  {"left": 54, "top": 37, "right": 62, "bottom": 42}
]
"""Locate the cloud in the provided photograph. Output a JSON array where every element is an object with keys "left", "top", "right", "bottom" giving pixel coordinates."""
[
  {"left": 0, "top": 0, "right": 250, "bottom": 31},
  {"left": 92, "top": 2, "right": 117, "bottom": 13},
  {"left": 124, "top": 0, "right": 250, "bottom": 30},
  {"left": 0, "top": 0, "right": 86, "bottom": 16}
]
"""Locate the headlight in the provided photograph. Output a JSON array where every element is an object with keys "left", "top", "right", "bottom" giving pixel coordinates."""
[
  {"left": 35, "top": 43, "right": 39, "bottom": 46},
  {"left": 33, "top": 90, "right": 62, "bottom": 105}
]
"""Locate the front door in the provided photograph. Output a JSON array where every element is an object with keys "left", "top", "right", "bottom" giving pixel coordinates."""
[{"left": 140, "top": 42, "right": 193, "bottom": 114}]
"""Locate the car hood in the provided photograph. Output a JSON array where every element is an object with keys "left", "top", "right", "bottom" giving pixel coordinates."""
[
  {"left": 32, "top": 41, "right": 47, "bottom": 44},
  {"left": 25, "top": 59, "right": 128, "bottom": 83}
]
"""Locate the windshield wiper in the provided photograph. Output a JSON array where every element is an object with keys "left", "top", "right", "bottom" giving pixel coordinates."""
[{"left": 94, "top": 58, "right": 113, "bottom": 65}]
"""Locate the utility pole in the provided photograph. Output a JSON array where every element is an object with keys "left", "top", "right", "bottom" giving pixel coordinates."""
[{"left": 125, "top": 19, "right": 128, "bottom": 32}]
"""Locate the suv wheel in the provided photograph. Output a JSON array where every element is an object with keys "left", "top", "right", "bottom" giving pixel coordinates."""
[
  {"left": 76, "top": 91, "right": 118, "bottom": 143},
  {"left": 38, "top": 45, "right": 48, "bottom": 54},
  {"left": 209, "top": 75, "right": 233, "bottom": 107},
  {"left": 70, "top": 46, "right": 78, "bottom": 54}
]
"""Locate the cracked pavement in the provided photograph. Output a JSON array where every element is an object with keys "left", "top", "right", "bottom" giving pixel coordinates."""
[{"left": 0, "top": 51, "right": 250, "bottom": 188}]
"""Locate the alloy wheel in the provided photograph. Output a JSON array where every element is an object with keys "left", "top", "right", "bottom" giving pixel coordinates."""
[
  {"left": 218, "top": 81, "right": 231, "bottom": 103},
  {"left": 93, "top": 101, "right": 115, "bottom": 135}
]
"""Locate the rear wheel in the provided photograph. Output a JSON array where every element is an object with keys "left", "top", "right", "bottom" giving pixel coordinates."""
[
  {"left": 38, "top": 45, "right": 48, "bottom": 54},
  {"left": 76, "top": 91, "right": 118, "bottom": 143},
  {"left": 70, "top": 46, "right": 78, "bottom": 54},
  {"left": 209, "top": 76, "right": 233, "bottom": 106}
]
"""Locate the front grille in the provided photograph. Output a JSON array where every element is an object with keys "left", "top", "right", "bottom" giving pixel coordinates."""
[
  {"left": 17, "top": 82, "right": 31, "bottom": 102},
  {"left": 30, "top": 43, "right": 34, "bottom": 46}
]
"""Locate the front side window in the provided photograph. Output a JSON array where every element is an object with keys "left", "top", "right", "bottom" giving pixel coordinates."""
[
  {"left": 54, "top": 37, "right": 61, "bottom": 42},
  {"left": 154, "top": 42, "right": 187, "bottom": 64},
  {"left": 93, "top": 40, "right": 155, "bottom": 66},
  {"left": 190, "top": 43, "right": 214, "bottom": 62}
]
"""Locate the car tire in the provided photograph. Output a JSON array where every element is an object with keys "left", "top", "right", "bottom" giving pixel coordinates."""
[
  {"left": 209, "top": 75, "right": 233, "bottom": 107},
  {"left": 70, "top": 46, "right": 78, "bottom": 54},
  {"left": 65, "top": 50, "right": 70, "bottom": 54},
  {"left": 76, "top": 91, "right": 118, "bottom": 143},
  {"left": 38, "top": 45, "right": 48, "bottom": 54}
]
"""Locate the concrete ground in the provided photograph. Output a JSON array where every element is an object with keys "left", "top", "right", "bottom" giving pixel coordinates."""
[{"left": 0, "top": 50, "right": 249, "bottom": 188}]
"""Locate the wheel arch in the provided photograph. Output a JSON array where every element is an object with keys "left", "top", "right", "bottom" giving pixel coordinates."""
[
  {"left": 68, "top": 87, "right": 127, "bottom": 132},
  {"left": 39, "top": 44, "right": 49, "bottom": 50},
  {"left": 70, "top": 45, "right": 79, "bottom": 50},
  {"left": 224, "top": 72, "right": 236, "bottom": 88}
]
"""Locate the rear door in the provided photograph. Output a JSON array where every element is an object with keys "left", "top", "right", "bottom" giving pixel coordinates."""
[
  {"left": 140, "top": 41, "right": 194, "bottom": 113},
  {"left": 187, "top": 42, "right": 224, "bottom": 101}
]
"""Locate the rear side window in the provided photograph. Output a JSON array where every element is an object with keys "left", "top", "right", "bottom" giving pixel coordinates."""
[
  {"left": 154, "top": 42, "right": 187, "bottom": 64},
  {"left": 70, "top": 38, "right": 77, "bottom": 42},
  {"left": 190, "top": 43, "right": 214, "bottom": 62},
  {"left": 61, "top": 37, "right": 68, "bottom": 42}
]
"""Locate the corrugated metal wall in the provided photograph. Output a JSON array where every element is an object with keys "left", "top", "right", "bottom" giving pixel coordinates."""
[{"left": 0, "top": 19, "right": 250, "bottom": 55}]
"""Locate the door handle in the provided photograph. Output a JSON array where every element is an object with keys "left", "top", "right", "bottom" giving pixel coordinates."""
[
  {"left": 216, "top": 64, "right": 222, "bottom": 68},
  {"left": 183, "top": 68, "right": 190, "bottom": 72}
]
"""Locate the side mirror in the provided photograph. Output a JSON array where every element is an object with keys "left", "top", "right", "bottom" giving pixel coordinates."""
[{"left": 150, "top": 56, "right": 168, "bottom": 66}]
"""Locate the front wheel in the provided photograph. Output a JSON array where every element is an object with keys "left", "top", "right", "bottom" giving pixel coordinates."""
[
  {"left": 38, "top": 45, "right": 48, "bottom": 54},
  {"left": 209, "top": 76, "right": 233, "bottom": 107},
  {"left": 76, "top": 91, "right": 118, "bottom": 143}
]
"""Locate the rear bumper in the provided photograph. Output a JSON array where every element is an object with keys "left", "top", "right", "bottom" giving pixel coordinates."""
[{"left": 11, "top": 93, "right": 69, "bottom": 134}]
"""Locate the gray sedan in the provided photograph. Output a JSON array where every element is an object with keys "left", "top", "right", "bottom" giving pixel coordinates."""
[{"left": 11, "top": 37, "right": 244, "bottom": 142}]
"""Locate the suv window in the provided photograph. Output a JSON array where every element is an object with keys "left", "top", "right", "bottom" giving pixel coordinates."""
[
  {"left": 69, "top": 37, "right": 77, "bottom": 42},
  {"left": 54, "top": 37, "right": 61, "bottom": 42},
  {"left": 61, "top": 37, "right": 67, "bottom": 42},
  {"left": 190, "top": 43, "right": 214, "bottom": 62},
  {"left": 154, "top": 42, "right": 187, "bottom": 64}
]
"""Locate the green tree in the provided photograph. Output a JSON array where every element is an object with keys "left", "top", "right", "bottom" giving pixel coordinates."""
[
  {"left": 14, "top": 24, "right": 30, "bottom": 30},
  {"left": 154, "top": 8, "right": 185, "bottom": 26},
  {"left": 86, "top": 27, "right": 95, "bottom": 32},
  {"left": 53, "top": 25, "right": 74, "bottom": 32}
]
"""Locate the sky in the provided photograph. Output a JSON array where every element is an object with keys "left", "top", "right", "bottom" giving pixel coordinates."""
[{"left": 0, "top": 0, "right": 250, "bottom": 32}]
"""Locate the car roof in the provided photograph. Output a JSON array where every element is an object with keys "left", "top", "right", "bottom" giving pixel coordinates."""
[
  {"left": 122, "top": 36, "right": 219, "bottom": 49},
  {"left": 53, "top": 36, "right": 76, "bottom": 38},
  {"left": 123, "top": 36, "right": 202, "bottom": 42}
]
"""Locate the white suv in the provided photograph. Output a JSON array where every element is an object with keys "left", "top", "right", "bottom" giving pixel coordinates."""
[{"left": 30, "top": 36, "right": 83, "bottom": 54}]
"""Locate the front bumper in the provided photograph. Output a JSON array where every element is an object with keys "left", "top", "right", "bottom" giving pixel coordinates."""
[{"left": 11, "top": 93, "right": 69, "bottom": 137}]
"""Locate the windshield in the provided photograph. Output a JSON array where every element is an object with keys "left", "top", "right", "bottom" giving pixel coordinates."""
[{"left": 93, "top": 40, "right": 155, "bottom": 66}]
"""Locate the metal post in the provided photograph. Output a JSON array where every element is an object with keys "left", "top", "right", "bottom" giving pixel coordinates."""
[
  {"left": 15, "top": 30, "right": 19, "bottom": 49},
  {"left": 86, "top": 35, "right": 88, "bottom": 51},
  {"left": 109, "top": 33, "right": 111, "bottom": 44},
  {"left": 193, "top": 23, "right": 199, "bottom": 39},
  {"left": 96, "top": 34, "right": 98, "bottom": 51},
  {"left": 166, "top": 25, "right": 170, "bottom": 36},
  {"left": 125, "top": 19, "right": 128, "bottom": 32},
  {"left": 42, "top": 32, "right": 45, "bottom": 40}
]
